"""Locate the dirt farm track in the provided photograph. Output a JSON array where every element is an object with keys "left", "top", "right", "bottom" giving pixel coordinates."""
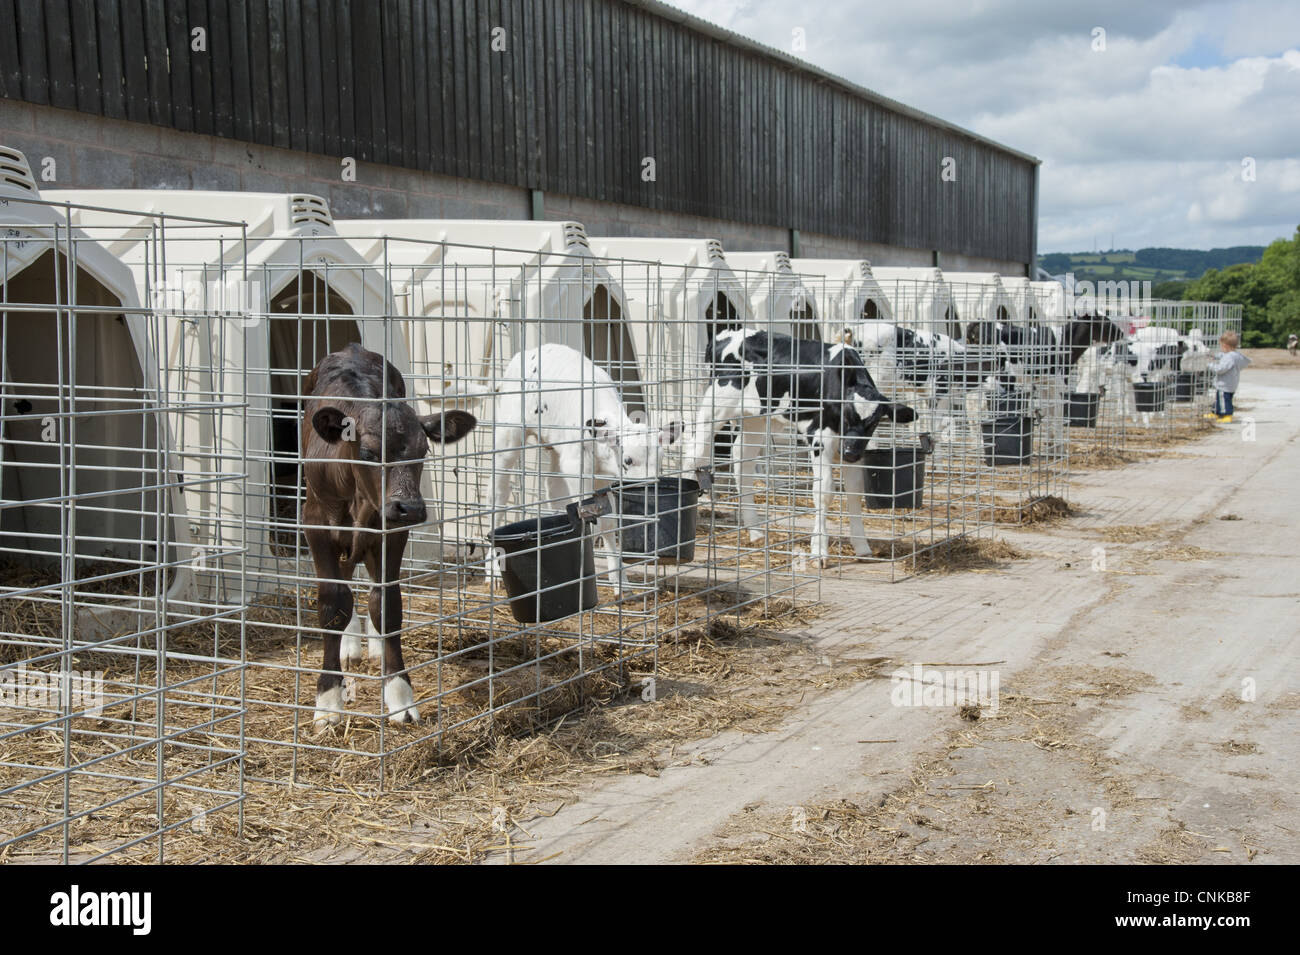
[{"left": 489, "top": 359, "right": 1300, "bottom": 865}]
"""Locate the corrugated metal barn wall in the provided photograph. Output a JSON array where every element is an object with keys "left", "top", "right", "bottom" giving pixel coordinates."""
[{"left": 0, "top": 0, "right": 1037, "bottom": 263}]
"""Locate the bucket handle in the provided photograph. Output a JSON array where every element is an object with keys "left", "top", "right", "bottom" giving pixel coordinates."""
[
  {"left": 694, "top": 467, "right": 715, "bottom": 494},
  {"left": 570, "top": 493, "right": 612, "bottom": 526}
]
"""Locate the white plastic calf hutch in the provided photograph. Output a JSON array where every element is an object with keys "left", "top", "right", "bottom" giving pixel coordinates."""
[
  {"left": 788, "top": 258, "right": 896, "bottom": 341},
  {"left": 46, "top": 189, "right": 403, "bottom": 593},
  {"left": 1032, "top": 281, "right": 1069, "bottom": 322},
  {"left": 1, "top": 157, "right": 219, "bottom": 622},
  {"left": 342, "top": 219, "right": 644, "bottom": 407},
  {"left": 939, "top": 271, "right": 1018, "bottom": 333},
  {"left": 586, "top": 235, "right": 752, "bottom": 387},
  {"left": 722, "top": 251, "right": 822, "bottom": 342},
  {"left": 866, "top": 266, "right": 959, "bottom": 337}
]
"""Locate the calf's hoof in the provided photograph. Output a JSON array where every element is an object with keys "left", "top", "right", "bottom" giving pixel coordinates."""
[
  {"left": 313, "top": 685, "right": 344, "bottom": 731},
  {"left": 385, "top": 677, "right": 421, "bottom": 725}
]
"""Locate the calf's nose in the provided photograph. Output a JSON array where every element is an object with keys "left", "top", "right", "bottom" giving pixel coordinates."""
[{"left": 384, "top": 498, "right": 427, "bottom": 526}]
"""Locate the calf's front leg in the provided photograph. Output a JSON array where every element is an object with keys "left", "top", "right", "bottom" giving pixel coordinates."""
[
  {"left": 841, "top": 458, "right": 873, "bottom": 558},
  {"left": 305, "top": 518, "right": 354, "bottom": 730},
  {"left": 365, "top": 532, "right": 419, "bottom": 725},
  {"left": 733, "top": 415, "right": 767, "bottom": 542},
  {"left": 809, "top": 432, "right": 836, "bottom": 567}
]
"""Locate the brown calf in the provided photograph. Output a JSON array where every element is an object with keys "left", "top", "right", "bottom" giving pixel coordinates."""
[{"left": 302, "top": 343, "right": 476, "bottom": 728}]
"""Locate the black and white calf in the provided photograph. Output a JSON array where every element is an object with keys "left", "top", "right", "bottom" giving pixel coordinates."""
[
  {"left": 962, "top": 313, "right": 1128, "bottom": 440},
  {"left": 846, "top": 322, "right": 984, "bottom": 444},
  {"left": 684, "top": 329, "right": 916, "bottom": 565},
  {"left": 1086, "top": 326, "right": 1210, "bottom": 422}
]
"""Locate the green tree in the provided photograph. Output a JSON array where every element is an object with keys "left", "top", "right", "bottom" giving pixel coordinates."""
[
  {"left": 1185, "top": 226, "right": 1299, "bottom": 347},
  {"left": 1153, "top": 279, "right": 1190, "bottom": 300}
]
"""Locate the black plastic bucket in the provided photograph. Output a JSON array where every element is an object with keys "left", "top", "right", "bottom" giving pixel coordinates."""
[
  {"left": 489, "top": 507, "right": 596, "bottom": 624},
  {"left": 981, "top": 415, "right": 1033, "bottom": 466},
  {"left": 1173, "top": 372, "right": 1195, "bottom": 402},
  {"left": 986, "top": 388, "right": 1029, "bottom": 416},
  {"left": 1133, "top": 381, "right": 1168, "bottom": 413},
  {"left": 607, "top": 477, "right": 701, "bottom": 563},
  {"left": 1065, "top": 392, "right": 1100, "bottom": 428},
  {"left": 860, "top": 447, "right": 927, "bottom": 509}
]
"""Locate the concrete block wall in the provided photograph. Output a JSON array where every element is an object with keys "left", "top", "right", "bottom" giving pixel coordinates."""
[{"left": 1, "top": 100, "right": 1026, "bottom": 275}]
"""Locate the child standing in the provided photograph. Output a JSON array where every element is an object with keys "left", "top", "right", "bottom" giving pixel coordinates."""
[{"left": 1203, "top": 331, "right": 1251, "bottom": 423}]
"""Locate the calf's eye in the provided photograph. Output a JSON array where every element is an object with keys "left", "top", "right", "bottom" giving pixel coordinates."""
[{"left": 624, "top": 456, "right": 634, "bottom": 467}]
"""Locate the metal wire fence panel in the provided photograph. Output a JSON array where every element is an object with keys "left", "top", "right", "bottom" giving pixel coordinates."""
[
  {"left": 0, "top": 186, "right": 248, "bottom": 862},
  {"left": 788, "top": 263, "right": 992, "bottom": 579},
  {"left": 1064, "top": 296, "right": 1243, "bottom": 462}
]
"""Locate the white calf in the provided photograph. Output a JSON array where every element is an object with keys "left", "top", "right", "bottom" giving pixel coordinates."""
[
  {"left": 488, "top": 344, "right": 682, "bottom": 579},
  {"left": 489, "top": 344, "right": 680, "bottom": 511}
]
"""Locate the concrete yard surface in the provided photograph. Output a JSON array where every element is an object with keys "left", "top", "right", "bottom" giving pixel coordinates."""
[{"left": 493, "top": 365, "right": 1300, "bottom": 864}]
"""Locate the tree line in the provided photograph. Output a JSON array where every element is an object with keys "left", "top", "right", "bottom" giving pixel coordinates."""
[{"left": 1184, "top": 226, "right": 1300, "bottom": 348}]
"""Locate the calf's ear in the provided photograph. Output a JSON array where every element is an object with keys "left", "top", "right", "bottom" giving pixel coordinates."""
[
  {"left": 585, "top": 418, "right": 618, "bottom": 447},
  {"left": 883, "top": 403, "right": 916, "bottom": 424},
  {"left": 659, "top": 420, "right": 685, "bottom": 446},
  {"left": 312, "top": 406, "right": 350, "bottom": 444},
  {"left": 423, "top": 410, "right": 477, "bottom": 444}
]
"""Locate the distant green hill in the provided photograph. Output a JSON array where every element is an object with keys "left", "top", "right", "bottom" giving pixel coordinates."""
[{"left": 1037, "top": 247, "right": 1266, "bottom": 292}]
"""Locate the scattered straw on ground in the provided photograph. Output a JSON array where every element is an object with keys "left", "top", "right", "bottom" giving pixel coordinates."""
[
  {"left": 908, "top": 537, "right": 1027, "bottom": 575},
  {"left": 988, "top": 494, "right": 1074, "bottom": 526},
  {"left": 3, "top": 586, "right": 900, "bottom": 864},
  {"left": 1134, "top": 823, "right": 1212, "bottom": 864},
  {"left": 693, "top": 663, "right": 1170, "bottom": 864},
  {"left": 1095, "top": 523, "right": 1166, "bottom": 544},
  {"left": 1070, "top": 448, "right": 1143, "bottom": 470}
]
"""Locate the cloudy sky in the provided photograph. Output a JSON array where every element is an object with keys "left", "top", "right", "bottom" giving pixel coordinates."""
[{"left": 667, "top": 0, "right": 1300, "bottom": 253}]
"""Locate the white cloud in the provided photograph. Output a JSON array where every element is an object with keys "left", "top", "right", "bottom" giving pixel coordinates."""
[{"left": 666, "top": 0, "right": 1300, "bottom": 251}]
